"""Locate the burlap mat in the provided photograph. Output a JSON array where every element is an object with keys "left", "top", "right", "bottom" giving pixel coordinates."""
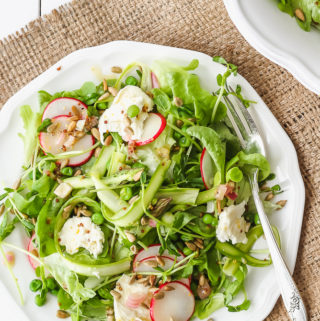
[{"left": 0, "top": 0, "right": 319, "bottom": 320}]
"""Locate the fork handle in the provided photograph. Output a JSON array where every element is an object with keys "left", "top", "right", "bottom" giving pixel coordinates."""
[{"left": 250, "top": 171, "right": 308, "bottom": 321}]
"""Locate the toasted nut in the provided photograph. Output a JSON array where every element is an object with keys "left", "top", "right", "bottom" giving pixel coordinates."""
[
  {"left": 196, "top": 238, "right": 203, "bottom": 244},
  {"left": 80, "top": 209, "right": 92, "bottom": 217},
  {"left": 107, "top": 316, "right": 114, "bottom": 321},
  {"left": 111, "top": 66, "right": 122, "bottom": 73},
  {"left": 91, "top": 128, "right": 101, "bottom": 141},
  {"left": 199, "top": 274, "right": 206, "bottom": 286},
  {"left": 56, "top": 310, "right": 70, "bottom": 319},
  {"left": 67, "top": 121, "right": 77, "bottom": 132},
  {"left": 62, "top": 205, "right": 73, "bottom": 219},
  {"left": 130, "top": 245, "right": 138, "bottom": 254},
  {"left": 60, "top": 158, "right": 69, "bottom": 169},
  {"left": 140, "top": 302, "right": 149, "bottom": 309},
  {"left": 31, "top": 248, "right": 39, "bottom": 258},
  {"left": 137, "top": 277, "right": 149, "bottom": 284},
  {"left": 149, "top": 275, "right": 156, "bottom": 287},
  {"left": 13, "top": 178, "right": 21, "bottom": 190},
  {"left": 69, "top": 115, "right": 80, "bottom": 121},
  {"left": 110, "top": 290, "right": 121, "bottom": 300},
  {"left": 144, "top": 260, "right": 158, "bottom": 268},
  {"left": 106, "top": 307, "right": 114, "bottom": 315},
  {"left": 173, "top": 96, "right": 183, "bottom": 107},
  {"left": 154, "top": 291, "right": 165, "bottom": 300},
  {"left": 108, "top": 87, "right": 118, "bottom": 96},
  {"left": 295, "top": 8, "right": 305, "bottom": 21},
  {"left": 124, "top": 230, "right": 136, "bottom": 243},
  {"left": 0, "top": 204, "right": 5, "bottom": 216},
  {"left": 129, "top": 274, "right": 136, "bottom": 285},
  {"left": 194, "top": 239, "right": 204, "bottom": 249},
  {"left": 95, "top": 147, "right": 102, "bottom": 158},
  {"left": 21, "top": 213, "right": 29, "bottom": 219},
  {"left": 104, "top": 135, "right": 113, "bottom": 146},
  {"left": 47, "top": 122, "right": 59, "bottom": 133},
  {"left": 103, "top": 79, "right": 108, "bottom": 91},
  {"left": 176, "top": 119, "right": 184, "bottom": 128},
  {"left": 276, "top": 200, "right": 287, "bottom": 209},
  {"left": 260, "top": 184, "right": 269, "bottom": 191},
  {"left": 74, "top": 169, "right": 82, "bottom": 176},
  {"left": 156, "top": 256, "right": 165, "bottom": 267},
  {"left": 185, "top": 241, "right": 197, "bottom": 251},
  {"left": 163, "top": 285, "right": 175, "bottom": 291},
  {"left": 141, "top": 216, "right": 149, "bottom": 226},
  {"left": 149, "top": 287, "right": 158, "bottom": 293},
  {"left": 72, "top": 105, "right": 81, "bottom": 117},
  {"left": 74, "top": 131, "right": 86, "bottom": 138},
  {"left": 265, "top": 193, "right": 274, "bottom": 201},
  {"left": 133, "top": 170, "right": 144, "bottom": 182},
  {"left": 98, "top": 92, "right": 110, "bottom": 101}
]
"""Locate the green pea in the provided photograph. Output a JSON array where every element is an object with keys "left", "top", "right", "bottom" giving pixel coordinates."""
[
  {"left": 60, "top": 167, "right": 73, "bottom": 177},
  {"left": 35, "top": 293, "right": 46, "bottom": 306},
  {"left": 29, "top": 279, "right": 42, "bottom": 292},
  {"left": 127, "top": 105, "right": 140, "bottom": 118},
  {"left": 120, "top": 187, "right": 133, "bottom": 201},
  {"left": 226, "top": 167, "right": 243, "bottom": 183},
  {"left": 254, "top": 213, "right": 261, "bottom": 225},
  {"left": 179, "top": 136, "right": 191, "bottom": 147},
  {"left": 125, "top": 76, "right": 138, "bottom": 86},
  {"left": 46, "top": 278, "right": 58, "bottom": 291},
  {"left": 181, "top": 234, "right": 194, "bottom": 242},
  {"left": 92, "top": 213, "right": 104, "bottom": 225},
  {"left": 98, "top": 288, "right": 112, "bottom": 299},
  {"left": 211, "top": 217, "right": 219, "bottom": 226},
  {"left": 183, "top": 247, "right": 193, "bottom": 256},
  {"left": 202, "top": 214, "right": 213, "bottom": 224},
  {"left": 173, "top": 131, "right": 182, "bottom": 140}
]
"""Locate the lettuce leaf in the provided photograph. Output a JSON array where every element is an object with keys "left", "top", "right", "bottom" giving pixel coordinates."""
[{"left": 18, "top": 105, "right": 41, "bottom": 166}]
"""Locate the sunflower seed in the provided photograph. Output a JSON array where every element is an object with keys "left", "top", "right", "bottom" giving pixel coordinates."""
[
  {"left": 13, "top": 178, "right": 21, "bottom": 190},
  {"left": 124, "top": 230, "right": 136, "bottom": 243},
  {"left": 103, "top": 79, "right": 108, "bottom": 91},
  {"left": 173, "top": 96, "right": 183, "bottom": 107},
  {"left": 47, "top": 122, "right": 59, "bottom": 133},
  {"left": 107, "top": 316, "right": 114, "bottom": 321},
  {"left": 72, "top": 106, "right": 81, "bottom": 117},
  {"left": 110, "top": 290, "right": 121, "bottom": 300},
  {"left": 67, "top": 121, "right": 77, "bottom": 132},
  {"left": 130, "top": 245, "right": 138, "bottom": 254},
  {"left": 156, "top": 256, "right": 165, "bottom": 267},
  {"left": 154, "top": 291, "right": 165, "bottom": 300},
  {"left": 141, "top": 302, "right": 149, "bottom": 309},
  {"left": 56, "top": 310, "right": 70, "bottom": 319},
  {"left": 98, "top": 92, "right": 110, "bottom": 101},
  {"left": 106, "top": 307, "right": 114, "bottom": 315},
  {"left": 0, "top": 204, "right": 5, "bottom": 216},
  {"left": 104, "top": 135, "right": 113, "bottom": 146},
  {"left": 137, "top": 277, "right": 149, "bottom": 284},
  {"left": 69, "top": 115, "right": 80, "bottom": 121},
  {"left": 276, "top": 200, "right": 287, "bottom": 208},
  {"left": 194, "top": 239, "right": 204, "bottom": 249},
  {"left": 185, "top": 241, "right": 197, "bottom": 251},
  {"left": 199, "top": 274, "right": 206, "bottom": 286},
  {"left": 295, "top": 8, "right": 305, "bottom": 21},
  {"left": 133, "top": 170, "right": 144, "bottom": 182},
  {"left": 108, "top": 87, "right": 118, "bottom": 96},
  {"left": 141, "top": 216, "right": 149, "bottom": 226},
  {"left": 74, "top": 169, "right": 82, "bottom": 176},
  {"left": 176, "top": 119, "right": 184, "bottom": 128},
  {"left": 95, "top": 147, "right": 102, "bottom": 158},
  {"left": 149, "top": 275, "right": 156, "bottom": 287},
  {"left": 111, "top": 66, "right": 122, "bottom": 73},
  {"left": 144, "top": 260, "right": 158, "bottom": 268},
  {"left": 129, "top": 274, "right": 136, "bottom": 284},
  {"left": 60, "top": 158, "right": 69, "bottom": 169},
  {"left": 265, "top": 193, "right": 274, "bottom": 201},
  {"left": 74, "top": 131, "right": 85, "bottom": 138},
  {"left": 80, "top": 209, "right": 92, "bottom": 217},
  {"left": 163, "top": 285, "right": 175, "bottom": 291},
  {"left": 91, "top": 128, "right": 101, "bottom": 141}
]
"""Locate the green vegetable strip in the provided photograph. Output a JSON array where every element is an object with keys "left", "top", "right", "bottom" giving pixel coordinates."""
[
  {"left": 90, "top": 145, "right": 115, "bottom": 178},
  {"left": 107, "top": 152, "right": 126, "bottom": 177},
  {"left": 155, "top": 187, "right": 199, "bottom": 205},
  {"left": 196, "top": 187, "right": 217, "bottom": 204},
  {"left": 110, "top": 159, "right": 171, "bottom": 226}
]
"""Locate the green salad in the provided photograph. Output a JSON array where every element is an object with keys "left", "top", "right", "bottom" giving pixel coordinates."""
[
  {"left": 277, "top": 0, "right": 320, "bottom": 31},
  {"left": 0, "top": 57, "right": 286, "bottom": 321}
]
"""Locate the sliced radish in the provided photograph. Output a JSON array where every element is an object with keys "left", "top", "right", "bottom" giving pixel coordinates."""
[
  {"left": 200, "top": 148, "right": 215, "bottom": 190},
  {"left": 42, "top": 97, "right": 87, "bottom": 121},
  {"left": 179, "top": 277, "right": 191, "bottom": 287},
  {"left": 39, "top": 115, "right": 95, "bottom": 167},
  {"left": 134, "top": 256, "right": 175, "bottom": 273},
  {"left": 151, "top": 72, "right": 160, "bottom": 88},
  {"left": 125, "top": 292, "right": 147, "bottom": 309},
  {"left": 133, "top": 244, "right": 185, "bottom": 267},
  {"left": 27, "top": 234, "right": 40, "bottom": 270},
  {"left": 150, "top": 281, "right": 195, "bottom": 321},
  {"left": 135, "top": 113, "right": 166, "bottom": 146}
]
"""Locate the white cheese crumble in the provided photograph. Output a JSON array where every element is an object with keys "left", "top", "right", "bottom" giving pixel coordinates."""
[
  {"left": 99, "top": 85, "right": 153, "bottom": 142},
  {"left": 59, "top": 217, "right": 105, "bottom": 258},
  {"left": 114, "top": 274, "right": 152, "bottom": 321},
  {"left": 216, "top": 201, "right": 250, "bottom": 244},
  {"left": 54, "top": 182, "right": 73, "bottom": 199}
]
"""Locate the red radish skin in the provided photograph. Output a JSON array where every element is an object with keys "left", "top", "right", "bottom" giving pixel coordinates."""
[
  {"left": 27, "top": 234, "right": 40, "bottom": 270},
  {"left": 135, "top": 113, "right": 166, "bottom": 146},
  {"left": 133, "top": 244, "right": 185, "bottom": 268},
  {"left": 150, "top": 281, "right": 195, "bottom": 321},
  {"left": 42, "top": 97, "right": 87, "bottom": 121},
  {"left": 151, "top": 72, "right": 160, "bottom": 89},
  {"left": 39, "top": 115, "right": 95, "bottom": 167},
  {"left": 200, "top": 148, "right": 215, "bottom": 190}
]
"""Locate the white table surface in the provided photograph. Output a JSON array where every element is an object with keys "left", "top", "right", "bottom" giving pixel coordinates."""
[{"left": 0, "top": 0, "right": 71, "bottom": 40}]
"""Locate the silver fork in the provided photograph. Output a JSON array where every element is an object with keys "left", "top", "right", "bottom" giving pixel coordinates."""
[{"left": 223, "top": 83, "right": 307, "bottom": 321}]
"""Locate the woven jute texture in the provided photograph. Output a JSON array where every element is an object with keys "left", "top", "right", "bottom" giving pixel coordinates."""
[{"left": 0, "top": 0, "right": 319, "bottom": 320}]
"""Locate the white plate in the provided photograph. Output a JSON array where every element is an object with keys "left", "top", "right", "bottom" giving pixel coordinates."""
[
  {"left": 0, "top": 41, "right": 305, "bottom": 321},
  {"left": 224, "top": 0, "right": 320, "bottom": 94}
]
